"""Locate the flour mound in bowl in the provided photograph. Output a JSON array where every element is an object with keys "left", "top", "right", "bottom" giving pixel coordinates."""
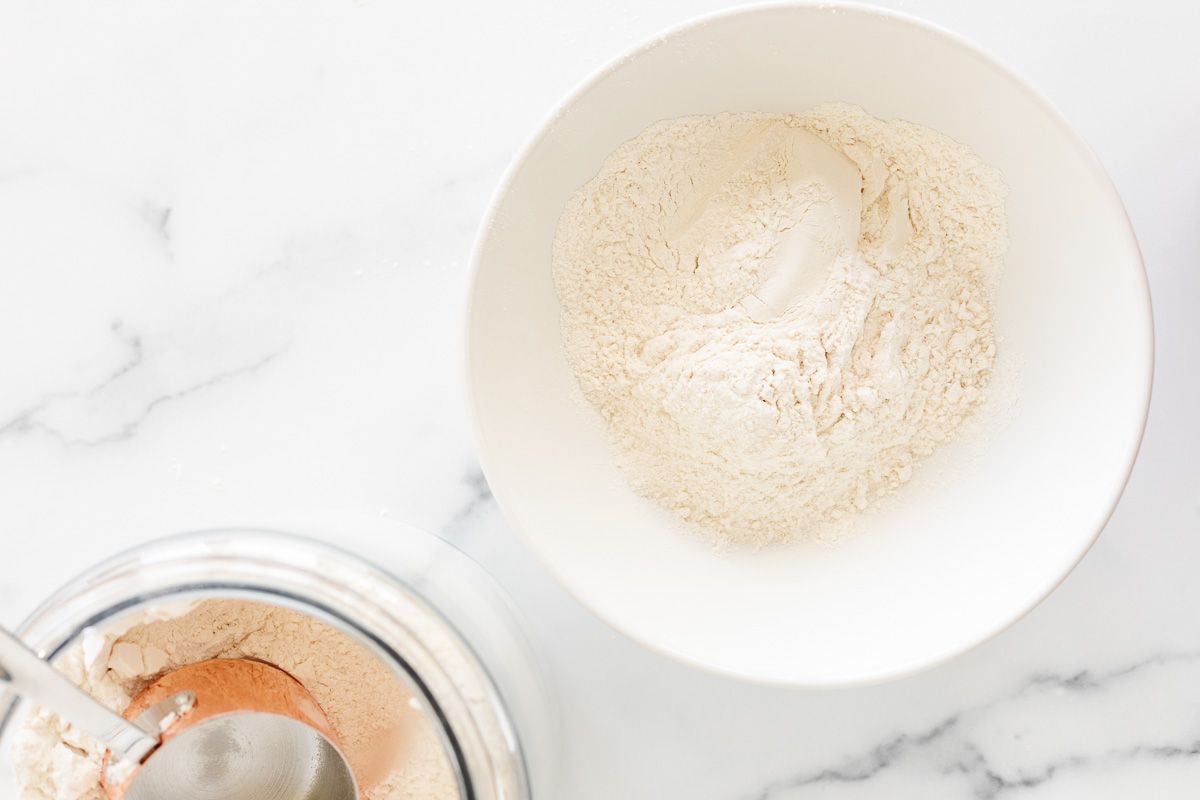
[{"left": 552, "top": 104, "right": 1007, "bottom": 545}]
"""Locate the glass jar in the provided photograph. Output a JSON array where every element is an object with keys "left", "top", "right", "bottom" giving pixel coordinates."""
[{"left": 0, "top": 526, "right": 557, "bottom": 799}]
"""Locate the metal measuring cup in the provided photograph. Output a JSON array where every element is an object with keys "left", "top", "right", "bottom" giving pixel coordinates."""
[{"left": 1, "top": 627, "right": 358, "bottom": 800}]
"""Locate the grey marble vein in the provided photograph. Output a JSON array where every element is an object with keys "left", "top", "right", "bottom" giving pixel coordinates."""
[
  {"left": 0, "top": 321, "right": 143, "bottom": 438},
  {"left": 1022, "top": 651, "right": 1194, "bottom": 693},
  {"left": 83, "top": 350, "right": 283, "bottom": 445},
  {"left": 0, "top": 345, "right": 283, "bottom": 448},
  {"left": 747, "top": 652, "right": 1200, "bottom": 799},
  {"left": 441, "top": 467, "right": 494, "bottom": 539},
  {"left": 746, "top": 718, "right": 960, "bottom": 799},
  {"left": 138, "top": 201, "right": 173, "bottom": 243}
]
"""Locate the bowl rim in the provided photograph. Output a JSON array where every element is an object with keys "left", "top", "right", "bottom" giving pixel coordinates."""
[{"left": 464, "top": 0, "right": 1155, "bottom": 687}]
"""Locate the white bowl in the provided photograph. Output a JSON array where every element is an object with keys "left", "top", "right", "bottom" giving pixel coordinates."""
[{"left": 466, "top": 3, "right": 1152, "bottom": 685}]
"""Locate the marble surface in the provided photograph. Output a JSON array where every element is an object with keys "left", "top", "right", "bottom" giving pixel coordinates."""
[{"left": 0, "top": 0, "right": 1197, "bottom": 797}]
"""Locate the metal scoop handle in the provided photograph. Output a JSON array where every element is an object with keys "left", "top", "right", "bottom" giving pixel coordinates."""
[{"left": 0, "top": 626, "right": 160, "bottom": 763}]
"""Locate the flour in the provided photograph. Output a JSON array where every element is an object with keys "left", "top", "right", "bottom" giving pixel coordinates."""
[
  {"left": 11, "top": 599, "right": 458, "bottom": 800},
  {"left": 553, "top": 104, "right": 1006, "bottom": 544}
]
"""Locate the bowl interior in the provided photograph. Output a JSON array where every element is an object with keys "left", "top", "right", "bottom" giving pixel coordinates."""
[{"left": 468, "top": 5, "right": 1150, "bottom": 684}]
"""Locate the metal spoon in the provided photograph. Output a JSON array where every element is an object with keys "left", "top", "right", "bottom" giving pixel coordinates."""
[{"left": 0, "top": 625, "right": 171, "bottom": 764}]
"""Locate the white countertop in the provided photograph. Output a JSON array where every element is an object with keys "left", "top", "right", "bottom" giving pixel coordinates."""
[{"left": 1, "top": 1, "right": 1197, "bottom": 797}]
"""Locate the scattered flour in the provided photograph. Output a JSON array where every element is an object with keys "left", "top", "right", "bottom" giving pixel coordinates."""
[
  {"left": 11, "top": 599, "right": 458, "bottom": 800},
  {"left": 553, "top": 104, "right": 1007, "bottom": 544}
]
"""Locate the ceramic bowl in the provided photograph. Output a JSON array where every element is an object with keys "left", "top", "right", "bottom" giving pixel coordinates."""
[{"left": 466, "top": 3, "right": 1152, "bottom": 685}]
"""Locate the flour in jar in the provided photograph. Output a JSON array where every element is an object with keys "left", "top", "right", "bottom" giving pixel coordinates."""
[
  {"left": 10, "top": 600, "right": 458, "bottom": 800},
  {"left": 552, "top": 104, "right": 1007, "bottom": 545}
]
